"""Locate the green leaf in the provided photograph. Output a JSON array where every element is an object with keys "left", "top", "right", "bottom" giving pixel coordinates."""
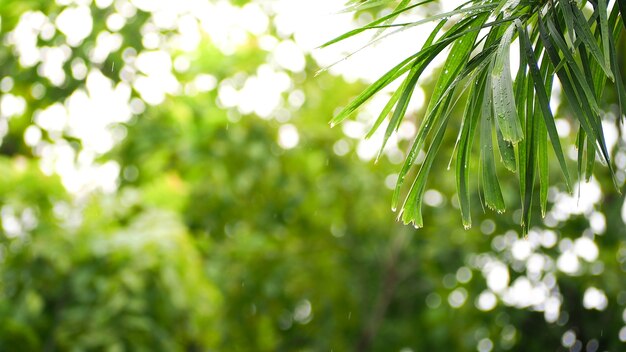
[
  {"left": 399, "top": 102, "right": 451, "bottom": 227},
  {"left": 399, "top": 60, "right": 491, "bottom": 225},
  {"left": 339, "top": 0, "right": 402, "bottom": 13},
  {"left": 519, "top": 18, "right": 573, "bottom": 192},
  {"left": 576, "top": 128, "right": 585, "bottom": 182},
  {"left": 372, "top": 0, "right": 412, "bottom": 39},
  {"left": 456, "top": 70, "right": 487, "bottom": 228},
  {"left": 598, "top": 0, "right": 611, "bottom": 76},
  {"left": 331, "top": 14, "right": 487, "bottom": 127},
  {"left": 320, "top": 1, "right": 491, "bottom": 49},
  {"left": 537, "top": 77, "right": 549, "bottom": 217},
  {"left": 519, "top": 69, "right": 536, "bottom": 233},
  {"left": 566, "top": 0, "right": 614, "bottom": 81},
  {"left": 541, "top": 15, "right": 618, "bottom": 189},
  {"left": 545, "top": 18, "right": 601, "bottom": 116},
  {"left": 480, "top": 73, "right": 506, "bottom": 213},
  {"left": 496, "top": 126, "right": 517, "bottom": 172},
  {"left": 608, "top": 7, "right": 626, "bottom": 122},
  {"left": 585, "top": 134, "right": 596, "bottom": 181},
  {"left": 492, "top": 24, "right": 523, "bottom": 143},
  {"left": 559, "top": 0, "right": 576, "bottom": 46},
  {"left": 321, "top": 0, "right": 436, "bottom": 48},
  {"left": 538, "top": 118, "right": 548, "bottom": 217},
  {"left": 377, "top": 19, "right": 450, "bottom": 156},
  {"left": 618, "top": 0, "right": 626, "bottom": 30},
  {"left": 393, "top": 14, "right": 490, "bottom": 212},
  {"left": 366, "top": 88, "right": 403, "bottom": 139},
  {"left": 515, "top": 34, "right": 530, "bottom": 202}
]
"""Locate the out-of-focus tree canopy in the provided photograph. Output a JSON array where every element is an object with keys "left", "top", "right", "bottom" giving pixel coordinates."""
[{"left": 1, "top": 0, "right": 626, "bottom": 351}]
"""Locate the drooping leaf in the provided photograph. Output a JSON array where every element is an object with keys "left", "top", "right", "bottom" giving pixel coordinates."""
[
  {"left": 492, "top": 23, "right": 523, "bottom": 143},
  {"left": 519, "top": 18, "right": 572, "bottom": 192},
  {"left": 393, "top": 13, "right": 490, "bottom": 213},
  {"left": 566, "top": 0, "right": 614, "bottom": 80},
  {"left": 480, "top": 73, "right": 506, "bottom": 213},
  {"left": 456, "top": 70, "right": 487, "bottom": 228}
]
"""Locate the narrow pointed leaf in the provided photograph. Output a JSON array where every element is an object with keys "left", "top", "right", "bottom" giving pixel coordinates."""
[
  {"left": 457, "top": 70, "right": 487, "bottom": 228},
  {"left": 567, "top": 0, "right": 614, "bottom": 80},
  {"left": 372, "top": 0, "right": 411, "bottom": 39},
  {"left": 559, "top": 0, "right": 576, "bottom": 46},
  {"left": 320, "top": 1, "right": 493, "bottom": 49},
  {"left": 598, "top": 0, "right": 611, "bottom": 75},
  {"left": 481, "top": 74, "right": 505, "bottom": 213},
  {"left": 609, "top": 15, "right": 626, "bottom": 122},
  {"left": 576, "top": 128, "right": 585, "bottom": 182},
  {"left": 366, "top": 88, "right": 402, "bottom": 139},
  {"left": 320, "top": 0, "right": 435, "bottom": 48},
  {"left": 545, "top": 19, "right": 601, "bottom": 116},
  {"left": 538, "top": 17, "right": 609, "bottom": 174},
  {"left": 585, "top": 134, "right": 596, "bottom": 181},
  {"left": 492, "top": 24, "right": 523, "bottom": 143},
  {"left": 393, "top": 14, "right": 489, "bottom": 210},
  {"left": 519, "top": 19, "right": 572, "bottom": 192}
]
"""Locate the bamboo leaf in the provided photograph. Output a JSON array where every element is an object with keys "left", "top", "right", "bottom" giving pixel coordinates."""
[
  {"left": 537, "top": 88, "right": 549, "bottom": 217},
  {"left": 608, "top": 9, "right": 626, "bottom": 122},
  {"left": 372, "top": 0, "right": 411, "bottom": 39},
  {"left": 559, "top": 0, "right": 576, "bottom": 46},
  {"left": 480, "top": 75, "right": 506, "bottom": 213},
  {"left": 598, "top": 0, "right": 611, "bottom": 75},
  {"left": 496, "top": 126, "right": 517, "bottom": 172},
  {"left": 545, "top": 19, "right": 601, "bottom": 116},
  {"left": 393, "top": 14, "right": 490, "bottom": 211},
  {"left": 538, "top": 18, "right": 602, "bottom": 166},
  {"left": 320, "top": 1, "right": 492, "bottom": 49},
  {"left": 538, "top": 118, "right": 548, "bottom": 217},
  {"left": 519, "top": 18, "right": 573, "bottom": 192},
  {"left": 576, "top": 128, "right": 586, "bottom": 182},
  {"left": 457, "top": 70, "right": 487, "bottom": 228},
  {"left": 366, "top": 88, "right": 402, "bottom": 139},
  {"left": 492, "top": 24, "right": 523, "bottom": 143},
  {"left": 567, "top": 0, "right": 614, "bottom": 80},
  {"left": 619, "top": 0, "right": 626, "bottom": 30},
  {"left": 519, "top": 69, "right": 535, "bottom": 232},
  {"left": 398, "top": 50, "right": 493, "bottom": 224},
  {"left": 321, "top": 0, "right": 436, "bottom": 48},
  {"left": 331, "top": 14, "right": 487, "bottom": 127},
  {"left": 585, "top": 134, "right": 596, "bottom": 181},
  {"left": 329, "top": 55, "right": 414, "bottom": 126},
  {"left": 400, "top": 104, "right": 451, "bottom": 227},
  {"left": 367, "top": 19, "right": 447, "bottom": 139}
]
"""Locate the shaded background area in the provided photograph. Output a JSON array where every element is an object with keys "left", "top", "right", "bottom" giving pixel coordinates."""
[{"left": 1, "top": 0, "right": 626, "bottom": 351}]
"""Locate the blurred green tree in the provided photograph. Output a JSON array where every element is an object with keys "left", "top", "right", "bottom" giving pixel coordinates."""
[{"left": 0, "top": 1, "right": 625, "bottom": 352}]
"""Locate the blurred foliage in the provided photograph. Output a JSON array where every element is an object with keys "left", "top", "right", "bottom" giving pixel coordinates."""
[
  {"left": 0, "top": 159, "right": 221, "bottom": 350},
  {"left": 0, "top": 0, "right": 625, "bottom": 352}
]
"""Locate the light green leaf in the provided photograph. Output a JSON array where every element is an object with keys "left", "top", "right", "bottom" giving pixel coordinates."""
[
  {"left": 480, "top": 74, "right": 506, "bottom": 213},
  {"left": 492, "top": 24, "right": 523, "bottom": 143}
]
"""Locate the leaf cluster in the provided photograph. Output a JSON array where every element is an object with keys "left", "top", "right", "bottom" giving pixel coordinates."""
[{"left": 325, "top": 0, "right": 626, "bottom": 233}]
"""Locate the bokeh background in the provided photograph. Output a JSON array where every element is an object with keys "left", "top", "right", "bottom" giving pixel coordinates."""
[{"left": 1, "top": 0, "right": 626, "bottom": 351}]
